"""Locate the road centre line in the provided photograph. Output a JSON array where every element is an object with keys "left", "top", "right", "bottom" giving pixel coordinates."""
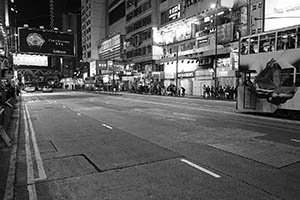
[
  {"left": 291, "top": 139, "right": 300, "bottom": 143},
  {"left": 180, "top": 159, "right": 221, "bottom": 178},
  {"left": 102, "top": 124, "right": 113, "bottom": 129},
  {"left": 25, "top": 105, "right": 47, "bottom": 181}
]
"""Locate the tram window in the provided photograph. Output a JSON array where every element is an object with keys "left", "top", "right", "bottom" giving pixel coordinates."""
[
  {"left": 277, "top": 29, "right": 296, "bottom": 50},
  {"left": 249, "top": 36, "right": 258, "bottom": 54},
  {"left": 281, "top": 68, "right": 294, "bottom": 86},
  {"left": 297, "top": 28, "right": 300, "bottom": 48},
  {"left": 259, "top": 33, "right": 275, "bottom": 52},
  {"left": 241, "top": 38, "right": 249, "bottom": 55}
]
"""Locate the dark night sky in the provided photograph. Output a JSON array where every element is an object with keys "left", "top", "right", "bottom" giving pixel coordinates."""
[{"left": 15, "top": 0, "right": 81, "bottom": 29}]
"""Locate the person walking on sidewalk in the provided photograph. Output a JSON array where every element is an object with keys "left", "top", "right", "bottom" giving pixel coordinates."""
[{"left": 181, "top": 87, "right": 186, "bottom": 97}]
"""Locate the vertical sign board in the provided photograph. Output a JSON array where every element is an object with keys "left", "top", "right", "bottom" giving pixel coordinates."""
[{"left": 18, "top": 28, "right": 74, "bottom": 56}]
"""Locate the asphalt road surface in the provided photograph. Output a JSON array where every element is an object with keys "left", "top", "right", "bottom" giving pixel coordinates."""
[{"left": 14, "top": 90, "right": 300, "bottom": 200}]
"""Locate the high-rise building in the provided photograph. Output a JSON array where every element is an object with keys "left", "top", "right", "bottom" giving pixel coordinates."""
[
  {"left": 125, "top": 0, "right": 161, "bottom": 73},
  {"left": 81, "top": 0, "right": 107, "bottom": 63},
  {"left": 61, "top": 10, "right": 82, "bottom": 77}
]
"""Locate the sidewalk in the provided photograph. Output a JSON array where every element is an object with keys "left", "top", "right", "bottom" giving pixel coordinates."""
[
  {"left": 0, "top": 99, "right": 20, "bottom": 200},
  {"left": 89, "top": 90, "right": 236, "bottom": 101}
]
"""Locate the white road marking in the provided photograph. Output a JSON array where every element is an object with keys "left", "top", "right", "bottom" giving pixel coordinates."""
[
  {"left": 25, "top": 105, "right": 47, "bottom": 181},
  {"left": 102, "top": 124, "right": 113, "bottom": 129},
  {"left": 77, "top": 113, "right": 81, "bottom": 116},
  {"left": 181, "top": 117, "right": 196, "bottom": 121},
  {"left": 180, "top": 159, "right": 221, "bottom": 178},
  {"left": 63, "top": 105, "right": 66, "bottom": 108},
  {"left": 23, "top": 106, "right": 37, "bottom": 199},
  {"left": 27, "top": 184, "right": 38, "bottom": 200},
  {"left": 291, "top": 139, "right": 300, "bottom": 143}
]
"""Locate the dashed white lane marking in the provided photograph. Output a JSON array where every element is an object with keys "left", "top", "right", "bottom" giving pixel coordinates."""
[
  {"left": 180, "top": 159, "right": 221, "bottom": 178},
  {"left": 181, "top": 117, "right": 196, "bottom": 121},
  {"left": 291, "top": 139, "right": 300, "bottom": 143},
  {"left": 102, "top": 124, "right": 113, "bottom": 129},
  {"left": 77, "top": 113, "right": 81, "bottom": 116}
]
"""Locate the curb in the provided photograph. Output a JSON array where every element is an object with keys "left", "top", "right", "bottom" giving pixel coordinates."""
[{"left": 3, "top": 98, "right": 21, "bottom": 200}]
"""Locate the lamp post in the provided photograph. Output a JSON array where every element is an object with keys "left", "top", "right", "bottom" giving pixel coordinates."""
[
  {"left": 211, "top": 1, "right": 219, "bottom": 97},
  {"left": 175, "top": 46, "right": 179, "bottom": 95}
]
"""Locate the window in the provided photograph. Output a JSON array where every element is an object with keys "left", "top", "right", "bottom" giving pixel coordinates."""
[
  {"left": 109, "top": 2, "right": 125, "bottom": 25},
  {"left": 259, "top": 33, "right": 275, "bottom": 52},
  {"left": 277, "top": 29, "right": 296, "bottom": 50},
  {"left": 281, "top": 68, "right": 294, "bottom": 86},
  {"left": 241, "top": 38, "right": 249, "bottom": 55},
  {"left": 249, "top": 36, "right": 258, "bottom": 54}
]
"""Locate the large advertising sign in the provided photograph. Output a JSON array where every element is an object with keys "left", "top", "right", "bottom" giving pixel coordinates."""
[
  {"left": 265, "top": 0, "right": 300, "bottom": 31},
  {"left": 13, "top": 53, "right": 48, "bottom": 66},
  {"left": 18, "top": 28, "right": 74, "bottom": 56}
]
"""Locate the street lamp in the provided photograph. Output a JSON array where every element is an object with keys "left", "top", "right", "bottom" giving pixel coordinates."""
[{"left": 211, "top": 2, "right": 218, "bottom": 96}]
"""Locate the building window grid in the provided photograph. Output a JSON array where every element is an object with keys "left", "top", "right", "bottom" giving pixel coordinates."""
[
  {"left": 126, "top": 0, "right": 152, "bottom": 22},
  {"left": 126, "top": 14, "right": 152, "bottom": 34}
]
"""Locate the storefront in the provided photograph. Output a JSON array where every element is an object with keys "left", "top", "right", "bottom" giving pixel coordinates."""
[
  {"left": 163, "top": 59, "right": 197, "bottom": 90},
  {"left": 178, "top": 71, "right": 194, "bottom": 96},
  {"left": 193, "top": 69, "right": 214, "bottom": 96}
]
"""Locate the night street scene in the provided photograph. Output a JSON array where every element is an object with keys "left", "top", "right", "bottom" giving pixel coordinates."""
[{"left": 1, "top": 0, "right": 300, "bottom": 199}]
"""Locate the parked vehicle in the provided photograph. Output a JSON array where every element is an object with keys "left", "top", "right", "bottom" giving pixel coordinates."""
[
  {"left": 24, "top": 83, "right": 36, "bottom": 92},
  {"left": 42, "top": 85, "right": 53, "bottom": 93}
]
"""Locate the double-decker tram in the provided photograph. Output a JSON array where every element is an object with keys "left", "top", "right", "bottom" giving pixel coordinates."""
[{"left": 237, "top": 25, "right": 300, "bottom": 114}]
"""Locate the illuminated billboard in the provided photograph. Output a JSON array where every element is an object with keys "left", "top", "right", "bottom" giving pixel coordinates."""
[
  {"left": 18, "top": 28, "right": 74, "bottom": 56},
  {"left": 13, "top": 54, "right": 48, "bottom": 66},
  {"left": 265, "top": 0, "right": 300, "bottom": 31}
]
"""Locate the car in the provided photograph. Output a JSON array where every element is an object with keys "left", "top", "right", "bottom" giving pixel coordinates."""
[
  {"left": 42, "top": 86, "right": 53, "bottom": 93},
  {"left": 24, "top": 85, "right": 36, "bottom": 92}
]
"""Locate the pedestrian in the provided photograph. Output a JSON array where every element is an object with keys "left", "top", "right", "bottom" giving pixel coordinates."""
[
  {"left": 202, "top": 84, "right": 206, "bottom": 97},
  {"left": 181, "top": 87, "right": 186, "bottom": 97}
]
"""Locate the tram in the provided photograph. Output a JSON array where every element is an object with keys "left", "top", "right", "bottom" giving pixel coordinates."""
[{"left": 237, "top": 25, "right": 300, "bottom": 113}]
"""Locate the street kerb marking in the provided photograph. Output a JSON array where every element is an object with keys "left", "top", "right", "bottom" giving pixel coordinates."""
[
  {"left": 102, "top": 124, "right": 113, "bottom": 129},
  {"left": 291, "top": 139, "right": 300, "bottom": 143},
  {"left": 24, "top": 106, "right": 37, "bottom": 200},
  {"left": 25, "top": 105, "right": 47, "bottom": 181},
  {"left": 180, "top": 159, "right": 221, "bottom": 178}
]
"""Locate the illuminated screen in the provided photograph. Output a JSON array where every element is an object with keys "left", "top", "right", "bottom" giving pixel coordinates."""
[
  {"left": 18, "top": 28, "right": 74, "bottom": 56},
  {"left": 13, "top": 54, "right": 48, "bottom": 66},
  {"left": 265, "top": 0, "right": 300, "bottom": 31}
]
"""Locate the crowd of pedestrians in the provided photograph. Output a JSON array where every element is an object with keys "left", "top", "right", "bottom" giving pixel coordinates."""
[
  {"left": 202, "top": 85, "right": 237, "bottom": 100},
  {"left": 129, "top": 82, "right": 186, "bottom": 97}
]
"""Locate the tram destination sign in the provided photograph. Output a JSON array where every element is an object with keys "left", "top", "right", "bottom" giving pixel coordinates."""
[{"left": 18, "top": 28, "right": 74, "bottom": 56}]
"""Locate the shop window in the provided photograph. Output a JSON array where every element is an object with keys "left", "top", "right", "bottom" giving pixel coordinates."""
[
  {"left": 277, "top": 29, "right": 296, "bottom": 50},
  {"left": 259, "top": 33, "right": 275, "bottom": 52}
]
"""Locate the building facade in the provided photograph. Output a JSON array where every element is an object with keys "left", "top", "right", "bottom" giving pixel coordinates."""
[
  {"left": 81, "top": 0, "right": 107, "bottom": 62},
  {"left": 125, "top": 0, "right": 161, "bottom": 75}
]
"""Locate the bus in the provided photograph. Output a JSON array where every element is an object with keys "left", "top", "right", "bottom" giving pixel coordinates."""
[{"left": 237, "top": 25, "right": 300, "bottom": 113}]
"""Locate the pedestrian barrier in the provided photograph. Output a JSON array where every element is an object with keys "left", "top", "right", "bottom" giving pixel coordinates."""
[{"left": 0, "top": 97, "right": 16, "bottom": 147}]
